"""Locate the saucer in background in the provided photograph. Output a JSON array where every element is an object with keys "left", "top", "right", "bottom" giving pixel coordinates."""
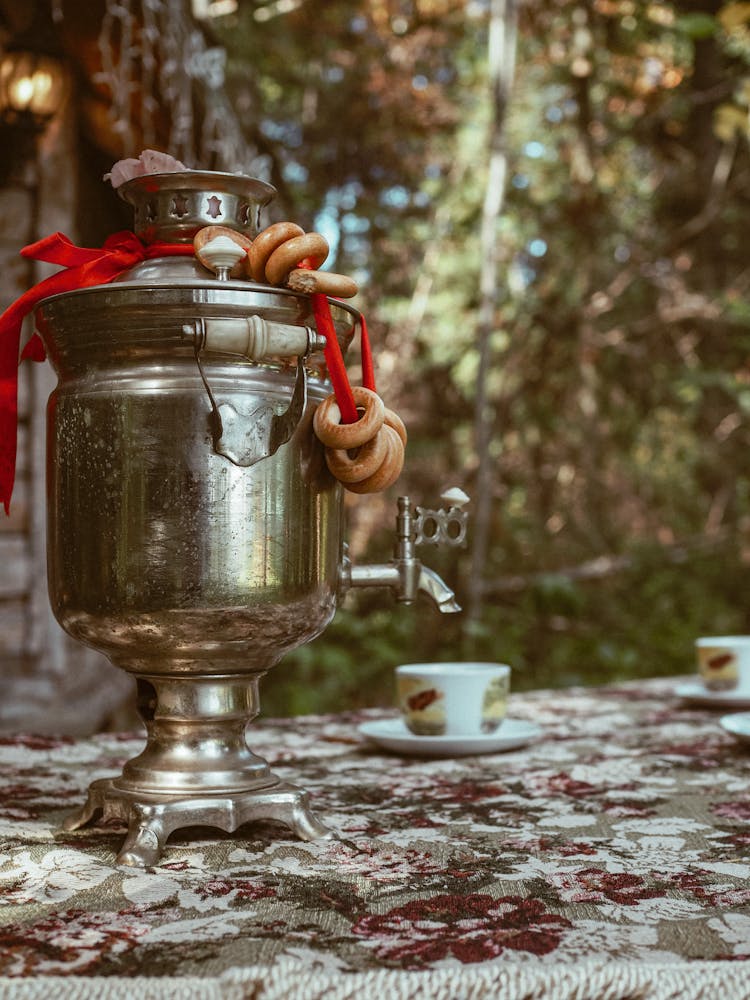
[
  {"left": 675, "top": 682, "right": 750, "bottom": 710},
  {"left": 358, "top": 717, "right": 541, "bottom": 757},
  {"left": 719, "top": 712, "right": 750, "bottom": 744}
]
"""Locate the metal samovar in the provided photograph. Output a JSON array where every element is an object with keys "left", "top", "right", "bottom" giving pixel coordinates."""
[{"left": 34, "top": 171, "right": 463, "bottom": 866}]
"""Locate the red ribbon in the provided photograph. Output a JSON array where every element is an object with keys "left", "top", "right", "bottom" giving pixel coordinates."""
[
  {"left": 293, "top": 252, "right": 374, "bottom": 424},
  {"left": 310, "top": 294, "right": 377, "bottom": 424},
  {"left": 0, "top": 231, "right": 195, "bottom": 514},
  {"left": 1, "top": 231, "right": 376, "bottom": 514}
]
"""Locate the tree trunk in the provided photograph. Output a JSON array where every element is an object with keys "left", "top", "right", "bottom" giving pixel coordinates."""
[{"left": 464, "top": 0, "right": 518, "bottom": 636}]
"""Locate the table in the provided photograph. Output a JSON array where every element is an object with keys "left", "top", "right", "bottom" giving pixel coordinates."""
[{"left": 2, "top": 678, "right": 750, "bottom": 999}]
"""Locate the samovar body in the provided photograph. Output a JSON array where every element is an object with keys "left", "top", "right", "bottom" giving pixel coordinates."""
[
  {"left": 35, "top": 173, "right": 358, "bottom": 863},
  {"left": 42, "top": 283, "right": 347, "bottom": 676}
]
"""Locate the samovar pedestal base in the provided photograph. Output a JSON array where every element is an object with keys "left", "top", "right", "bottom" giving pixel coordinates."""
[
  {"left": 62, "top": 671, "right": 333, "bottom": 866},
  {"left": 64, "top": 776, "right": 333, "bottom": 868}
]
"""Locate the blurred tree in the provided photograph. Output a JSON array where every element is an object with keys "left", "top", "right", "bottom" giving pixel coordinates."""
[{"left": 467, "top": 0, "right": 519, "bottom": 628}]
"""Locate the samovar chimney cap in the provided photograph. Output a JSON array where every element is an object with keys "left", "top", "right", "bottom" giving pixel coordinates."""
[{"left": 117, "top": 169, "right": 277, "bottom": 244}]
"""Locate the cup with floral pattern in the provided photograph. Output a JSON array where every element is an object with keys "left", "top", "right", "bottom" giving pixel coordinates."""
[
  {"left": 696, "top": 636, "right": 750, "bottom": 694},
  {"left": 396, "top": 662, "right": 511, "bottom": 737}
]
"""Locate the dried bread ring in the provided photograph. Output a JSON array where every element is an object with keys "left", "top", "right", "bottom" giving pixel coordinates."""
[
  {"left": 313, "top": 387, "right": 384, "bottom": 450},
  {"left": 324, "top": 429, "right": 388, "bottom": 484},
  {"left": 265, "top": 232, "right": 329, "bottom": 286},
  {"left": 345, "top": 425, "right": 405, "bottom": 494},
  {"left": 383, "top": 408, "right": 407, "bottom": 447},
  {"left": 246, "top": 221, "right": 304, "bottom": 281},
  {"left": 193, "top": 225, "right": 252, "bottom": 278},
  {"left": 286, "top": 269, "right": 358, "bottom": 299}
]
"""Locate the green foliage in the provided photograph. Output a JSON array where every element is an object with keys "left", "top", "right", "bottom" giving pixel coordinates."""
[
  {"left": 218, "top": 1, "right": 750, "bottom": 714},
  {"left": 263, "top": 602, "right": 422, "bottom": 717},
  {"left": 264, "top": 541, "right": 750, "bottom": 715}
]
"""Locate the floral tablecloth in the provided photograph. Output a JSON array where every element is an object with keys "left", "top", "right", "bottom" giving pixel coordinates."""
[{"left": 2, "top": 678, "right": 750, "bottom": 999}]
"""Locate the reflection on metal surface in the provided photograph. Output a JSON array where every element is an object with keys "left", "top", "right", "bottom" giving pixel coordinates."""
[{"left": 204, "top": 355, "right": 309, "bottom": 468}]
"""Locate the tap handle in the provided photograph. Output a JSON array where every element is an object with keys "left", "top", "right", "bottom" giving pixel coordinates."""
[{"left": 411, "top": 487, "right": 470, "bottom": 548}]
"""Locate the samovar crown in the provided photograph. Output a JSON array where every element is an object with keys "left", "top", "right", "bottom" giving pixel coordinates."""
[{"left": 117, "top": 169, "right": 276, "bottom": 244}]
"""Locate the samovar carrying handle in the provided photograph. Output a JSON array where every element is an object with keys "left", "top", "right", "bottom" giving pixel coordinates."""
[{"left": 184, "top": 316, "right": 326, "bottom": 468}]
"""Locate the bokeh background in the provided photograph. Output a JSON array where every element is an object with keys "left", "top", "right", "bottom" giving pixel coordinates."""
[
  {"left": 1, "top": 0, "right": 749, "bottom": 728},
  {"left": 219, "top": 0, "right": 750, "bottom": 714}
]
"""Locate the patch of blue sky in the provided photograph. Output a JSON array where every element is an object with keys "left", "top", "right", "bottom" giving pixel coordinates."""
[
  {"left": 260, "top": 118, "right": 302, "bottom": 147},
  {"left": 313, "top": 205, "right": 340, "bottom": 267},
  {"left": 614, "top": 244, "right": 631, "bottom": 263},
  {"left": 528, "top": 238, "right": 548, "bottom": 258},
  {"left": 341, "top": 214, "right": 370, "bottom": 234},
  {"left": 336, "top": 182, "right": 363, "bottom": 210},
  {"left": 380, "top": 185, "right": 411, "bottom": 208},
  {"left": 282, "top": 160, "right": 309, "bottom": 184},
  {"left": 523, "top": 140, "right": 546, "bottom": 159}
]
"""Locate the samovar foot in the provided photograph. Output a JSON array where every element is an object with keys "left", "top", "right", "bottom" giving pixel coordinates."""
[
  {"left": 63, "top": 777, "right": 333, "bottom": 867},
  {"left": 62, "top": 777, "right": 115, "bottom": 832},
  {"left": 239, "top": 782, "right": 334, "bottom": 842},
  {"left": 117, "top": 806, "right": 167, "bottom": 867}
]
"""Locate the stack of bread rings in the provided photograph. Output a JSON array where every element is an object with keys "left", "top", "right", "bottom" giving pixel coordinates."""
[
  {"left": 194, "top": 221, "right": 358, "bottom": 298},
  {"left": 193, "top": 221, "right": 407, "bottom": 494},
  {"left": 313, "top": 387, "right": 406, "bottom": 494}
]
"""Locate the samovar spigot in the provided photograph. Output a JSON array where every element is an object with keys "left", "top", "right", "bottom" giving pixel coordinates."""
[{"left": 340, "top": 490, "right": 469, "bottom": 613}]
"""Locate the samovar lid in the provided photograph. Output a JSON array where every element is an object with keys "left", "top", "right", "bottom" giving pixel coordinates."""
[{"left": 34, "top": 168, "right": 359, "bottom": 366}]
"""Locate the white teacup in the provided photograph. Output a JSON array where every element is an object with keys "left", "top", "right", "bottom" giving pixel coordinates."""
[
  {"left": 696, "top": 636, "right": 750, "bottom": 694},
  {"left": 396, "top": 662, "right": 510, "bottom": 737}
]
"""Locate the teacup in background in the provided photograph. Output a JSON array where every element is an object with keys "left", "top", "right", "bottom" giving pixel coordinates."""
[
  {"left": 396, "top": 662, "right": 510, "bottom": 736},
  {"left": 696, "top": 636, "right": 750, "bottom": 693}
]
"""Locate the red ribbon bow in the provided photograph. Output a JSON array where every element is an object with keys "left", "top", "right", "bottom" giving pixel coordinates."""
[{"left": 0, "top": 231, "right": 195, "bottom": 514}]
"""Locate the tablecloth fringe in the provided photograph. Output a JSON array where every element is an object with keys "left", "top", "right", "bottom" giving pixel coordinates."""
[{"left": 2, "top": 961, "right": 750, "bottom": 1000}]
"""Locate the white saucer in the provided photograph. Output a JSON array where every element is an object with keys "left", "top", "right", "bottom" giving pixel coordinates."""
[
  {"left": 357, "top": 717, "right": 542, "bottom": 757},
  {"left": 675, "top": 682, "right": 750, "bottom": 709},
  {"left": 720, "top": 712, "right": 750, "bottom": 744}
]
